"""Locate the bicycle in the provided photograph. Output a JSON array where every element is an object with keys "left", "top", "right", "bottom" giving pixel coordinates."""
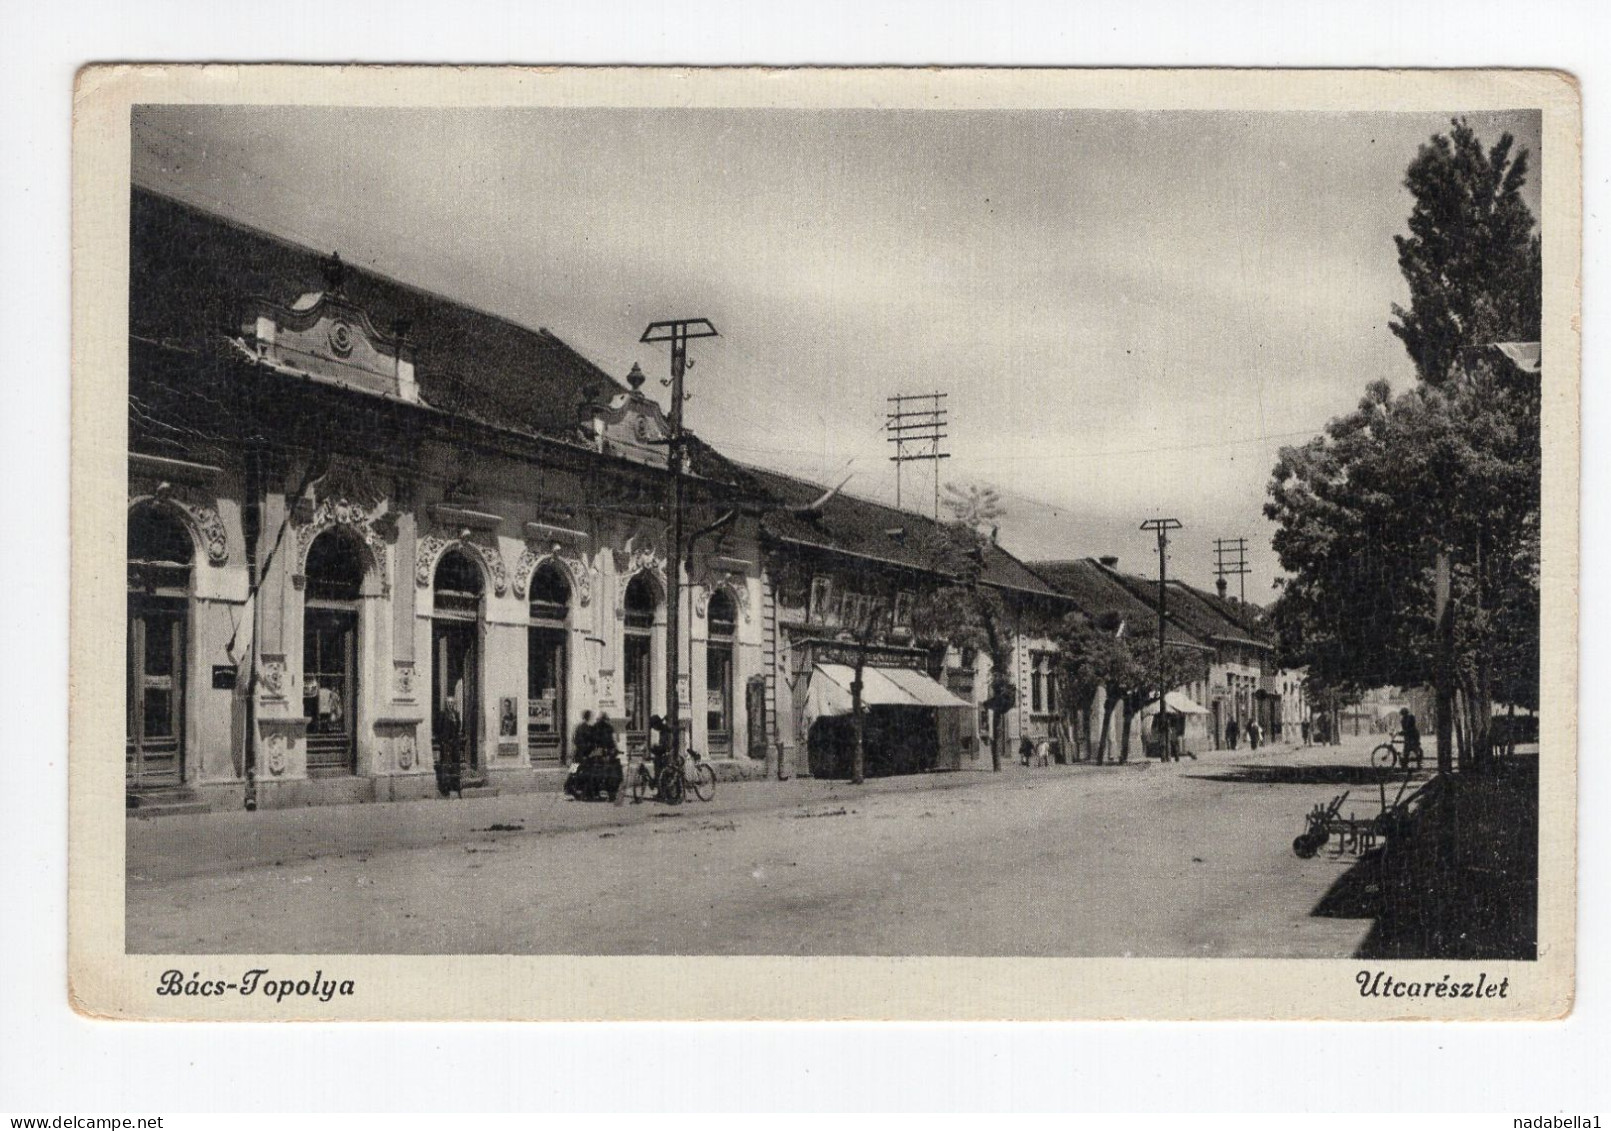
[
  {"left": 630, "top": 746, "right": 716, "bottom": 804},
  {"left": 1369, "top": 731, "right": 1424, "bottom": 773}
]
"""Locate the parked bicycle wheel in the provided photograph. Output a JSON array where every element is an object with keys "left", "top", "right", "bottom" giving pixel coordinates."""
[
  {"left": 658, "top": 766, "right": 685, "bottom": 805},
  {"left": 1369, "top": 744, "right": 1400, "bottom": 772},
  {"left": 689, "top": 761, "right": 716, "bottom": 802},
  {"left": 631, "top": 765, "right": 651, "bottom": 804}
]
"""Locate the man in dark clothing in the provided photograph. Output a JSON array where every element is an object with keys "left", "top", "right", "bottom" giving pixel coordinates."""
[
  {"left": 1399, "top": 707, "right": 1423, "bottom": 767},
  {"left": 593, "top": 711, "right": 617, "bottom": 756},
  {"left": 1019, "top": 735, "right": 1035, "bottom": 766},
  {"left": 568, "top": 709, "right": 594, "bottom": 767},
  {"left": 1225, "top": 718, "right": 1239, "bottom": 750},
  {"left": 648, "top": 715, "right": 671, "bottom": 782}
]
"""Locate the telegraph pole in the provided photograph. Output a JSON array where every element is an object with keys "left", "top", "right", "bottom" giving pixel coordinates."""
[
  {"left": 1213, "top": 536, "right": 1250, "bottom": 604},
  {"left": 640, "top": 318, "right": 718, "bottom": 766},
  {"left": 886, "top": 392, "right": 949, "bottom": 518},
  {"left": 1141, "top": 517, "right": 1183, "bottom": 759}
]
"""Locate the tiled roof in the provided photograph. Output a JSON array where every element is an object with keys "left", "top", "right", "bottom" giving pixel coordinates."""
[
  {"left": 129, "top": 187, "right": 743, "bottom": 485},
  {"left": 1100, "top": 566, "right": 1270, "bottom": 649},
  {"left": 1027, "top": 559, "right": 1206, "bottom": 649},
  {"left": 1188, "top": 584, "right": 1272, "bottom": 641},
  {"left": 743, "top": 465, "right": 1067, "bottom": 600}
]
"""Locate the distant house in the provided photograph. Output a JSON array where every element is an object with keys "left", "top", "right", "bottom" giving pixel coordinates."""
[
  {"left": 1027, "top": 557, "right": 1215, "bottom": 756},
  {"left": 746, "top": 466, "right": 1075, "bottom": 778}
]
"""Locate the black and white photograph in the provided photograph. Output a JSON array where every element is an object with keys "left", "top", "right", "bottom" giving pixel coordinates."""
[{"left": 67, "top": 65, "right": 1579, "bottom": 1021}]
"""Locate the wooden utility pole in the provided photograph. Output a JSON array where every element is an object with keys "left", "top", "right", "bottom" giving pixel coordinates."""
[
  {"left": 640, "top": 318, "right": 719, "bottom": 769},
  {"left": 1141, "top": 517, "right": 1183, "bottom": 760},
  {"left": 1213, "top": 536, "right": 1250, "bottom": 604},
  {"left": 886, "top": 392, "right": 949, "bottom": 518}
]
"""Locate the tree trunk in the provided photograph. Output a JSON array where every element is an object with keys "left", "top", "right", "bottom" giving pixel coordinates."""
[
  {"left": 1119, "top": 707, "right": 1134, "bottom": 763},
  {"left": 1453, "top": 687, "right": 1469, "bottom": 771},
  {"left": 990, "top": 710, "right": 1003, "bottom": 772},
  {"left": 1434, "top": 551, "right": 1456, "bottom": 773},
  {"left": 1097, "top": 696, "right": 1117, "bottom": 764}
]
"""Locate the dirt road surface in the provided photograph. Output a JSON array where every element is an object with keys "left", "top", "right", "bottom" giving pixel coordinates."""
[{"left": 128, "top": 737, "right": 1394, "bottom": 956}]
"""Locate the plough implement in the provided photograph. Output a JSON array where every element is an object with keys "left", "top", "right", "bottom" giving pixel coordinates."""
[{"left": 1291, "top": 758, "right": 1436, "bottom": 858}]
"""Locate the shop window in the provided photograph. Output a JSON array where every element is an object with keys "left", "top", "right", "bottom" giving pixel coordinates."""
[
  {"left": 623, "top": 572, "right": 659, "bottom": 735},
  {"left": 527, "top": 563, "right": 571, "bottom": 764},
  {"left": 706, "top": 589, "right": 735, "bottom": 754}
]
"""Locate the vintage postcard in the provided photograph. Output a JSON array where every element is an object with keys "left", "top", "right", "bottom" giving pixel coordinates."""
[{"left": 69, "top": 65, "right": 1579, "bottom": 1020}]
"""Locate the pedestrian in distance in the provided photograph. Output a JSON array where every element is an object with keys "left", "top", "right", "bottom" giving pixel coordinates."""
[
  {"left": 1019, "top": 734, "right": 1035, "bottom": 767},
  {"left": 1247, "top": 719, "right": 1261, "bottom": 750},
  {"left": 1399, "top": 707, "right": 1423, "bottom": 767},
  {"left": 1300, "top": 718, "right": 1310, "bottom": 746},
  {"left": 1225, "top": 718, "right": 1239, "bottom": 750}
]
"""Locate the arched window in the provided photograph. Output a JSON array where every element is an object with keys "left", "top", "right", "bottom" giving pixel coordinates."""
[
  {"left": 127, "top": 504, "right": 193, "bottom": 594},
  {"left": 708, "top": 589, "right": 737, "bottom": 640},
  {"left": 433, "top": 549, "right": 484, "bottom": 616},
  {"left": 624, "top": 572, "right": 657, "bottom": 630},
  {"left": 305, "top": 529, "right": 364, "bottom": 602},
  {"left": 528, "top": 563, "right": 571, "bottom": 623}
]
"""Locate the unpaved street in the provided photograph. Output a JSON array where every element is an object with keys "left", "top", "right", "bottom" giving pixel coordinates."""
[{"left": 129, "top": 738, "right": 1393, "bottom": 956}]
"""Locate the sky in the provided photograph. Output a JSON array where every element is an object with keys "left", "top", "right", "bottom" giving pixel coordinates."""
[{"left": 130, "top": 105, "right": 1543, "bottom": 599}]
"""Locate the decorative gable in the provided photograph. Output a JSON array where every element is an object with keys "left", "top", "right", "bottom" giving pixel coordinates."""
[
  {"left": 581, "top": 363, "right": 671, "bottom": 468},
  {"left": 237, "top": 253, "right": 418, "bottom": 403}
]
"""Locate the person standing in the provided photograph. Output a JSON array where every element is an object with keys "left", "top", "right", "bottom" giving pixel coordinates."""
[
  {"left": 1019, "top": 734, "right": 1035, "bottom": 767},
  {"left": 1399, "top": 707, "right": 1423, "bottom": 767},
  {"left": 1247, "top": 719, "right": 1262, "bottom": 750},
  {"left": 1225, "top": 717, "right": 1239, "bottom": 750},
  {"left": 568, "top": 709, "right": 594, "bottom": 768}
]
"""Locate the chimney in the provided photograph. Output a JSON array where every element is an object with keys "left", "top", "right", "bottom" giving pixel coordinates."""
[
  {"left": 1098, "top": 555, "right": 1119, "bottom": 569},
  {"left": 1216, "top": 576, "right": 1228, "bottom": 598}
]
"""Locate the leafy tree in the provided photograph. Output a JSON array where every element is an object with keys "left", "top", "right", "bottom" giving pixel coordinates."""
[
  {"left": 912, "top": 574, "right": 1015, "bottom": 772},
  {"left": 842, "top": 596, "right": 893, "bottom": 785},
  {"left": 1268, "top": 118, "right": 1541, "bottom": 773},
  {"left": 1267, "top": 361, "right": 1540, "bottom": 770},
  {"left": 942, "top": 481, "right": 1005, "bottom": 530},
  {"left": 1390, "top": 118, "right": 1542, "bottom": 386},
  {"left": 1120, "top": 636, "right": 1210, "bottom": 762},
  {"left": 907, "top": 509, "right": 1038, "bottom": 773},
  {"left": 1052, "top": 614, "right": 1126, "bottom": 762}
]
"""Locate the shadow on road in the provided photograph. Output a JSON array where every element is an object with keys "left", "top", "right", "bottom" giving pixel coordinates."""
[
  {"left": 1183, "top": 763, "right": 1398, "bottom": 787},
  {"left": 1308, "top": 756, "right": 1539, "bottom": 960}
]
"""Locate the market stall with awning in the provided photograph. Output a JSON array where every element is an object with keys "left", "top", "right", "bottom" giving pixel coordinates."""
[{"left": 802, "top": 663, "right": 977, "bottom": 774}]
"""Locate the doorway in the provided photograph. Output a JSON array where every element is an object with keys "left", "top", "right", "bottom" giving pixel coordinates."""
[
  {"left": 127, "top": 504, "right": 193, "bottom": 791},
  {"left": 303, "top": 530, "right": 365, "bottom": 775},
  {"left": 303, "top": 607, "right": 358, "bottom": 773},
  {"left": 432, "top": 621, "right": 479, "bottom": 774},
  {"left": 127, "top": 597, "right": 186, "bottom": 788}
]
